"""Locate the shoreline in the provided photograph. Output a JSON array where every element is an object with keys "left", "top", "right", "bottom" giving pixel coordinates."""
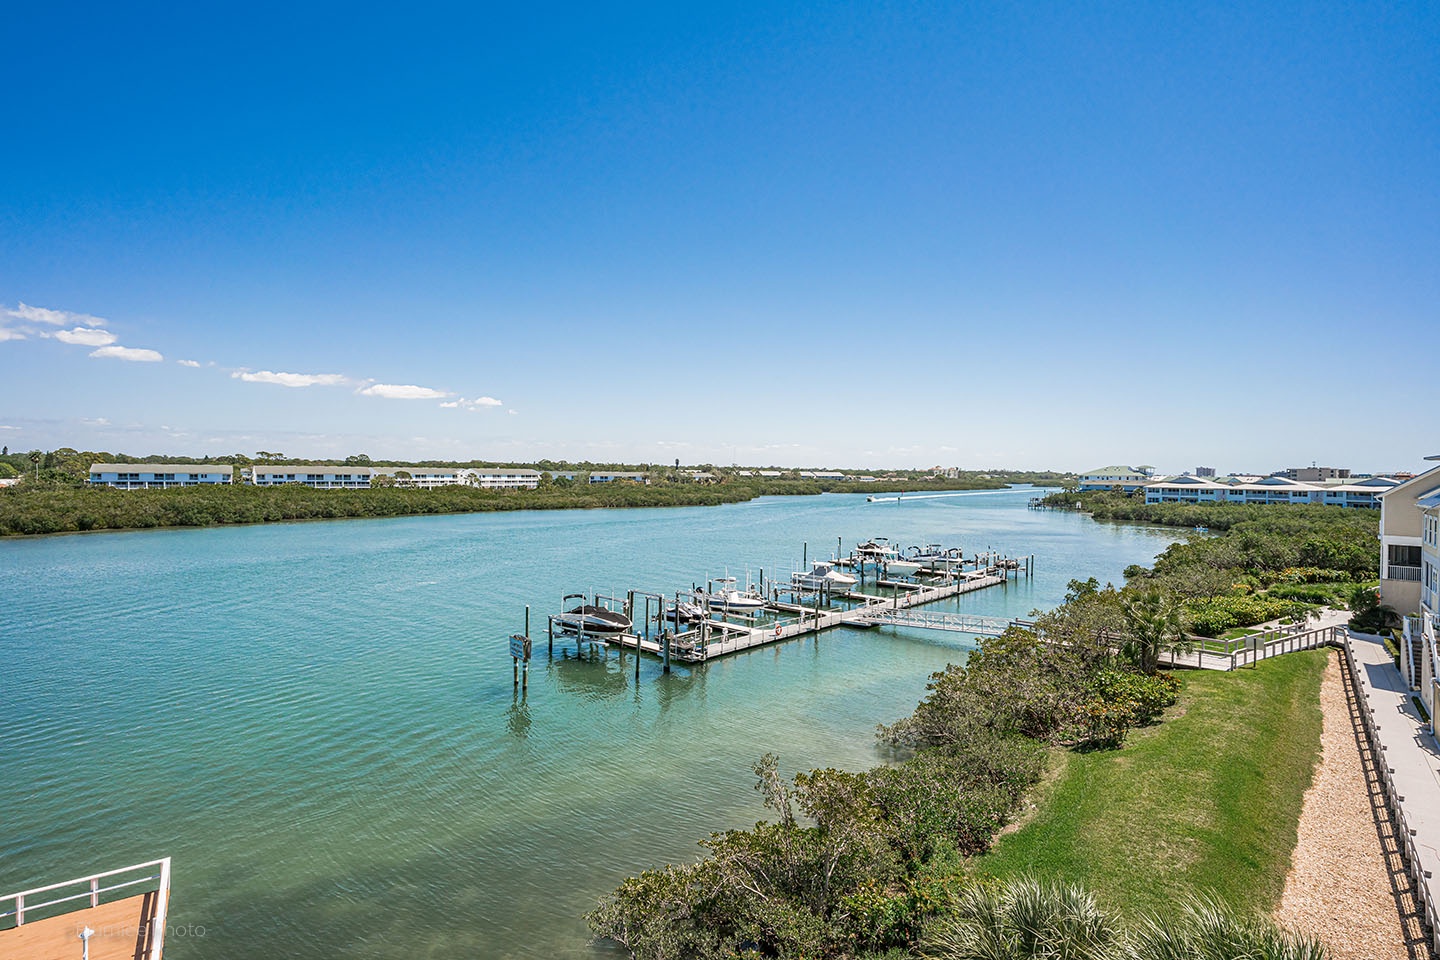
[{"left": 0, "top": 480, "right": 1045, "bottom": 540}]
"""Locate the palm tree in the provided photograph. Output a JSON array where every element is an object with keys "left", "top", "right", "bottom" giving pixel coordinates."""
[
  {"left": 1125, "top": 896, "right": 1325, "bottom": 960},
  {"left": 924, "top": 881, "right": 1326, "bottom": 960},
  {"left": 1121, "top": 590, "right": 1190, "bottom": 673},
  {"left": 1347, "top": 584, "right": 1399, "bottom": 635},
  {"left": 925, "top": 878, "right": 1118, "bottom": 960}
]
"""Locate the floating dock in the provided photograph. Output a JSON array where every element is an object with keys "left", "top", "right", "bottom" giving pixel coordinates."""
[
  {"left": 519, "top": 539, "right": 1036, "bottom": 676},
  {"left": 607, "top": 568, "right": 1020, "bottom": 663}
]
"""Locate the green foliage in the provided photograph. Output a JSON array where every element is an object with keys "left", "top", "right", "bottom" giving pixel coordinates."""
[
  {"left": 925, "top": 878, "right": 1118, "bottom": 960},
  {"left": 924, "top": 881, "right": 1325, "bottom": 960},
  {"left": 976, "top": 653, "right": 1328, "bottom": 920},
  {"left": 1126, "top": 895, "right": 1325, "bottom": 960},
  {"left": 1273, "top": 567, "right": 1355, "bottom": 585},
  {"left": 0, "top": 472, "right": 1017, "bottom": 537},
  {"left": 1264, "top": 582, "right": 1354, "bottom": 606},
  {"left": 1045, "top": 491, "right": 1379, "bottom": 586},
  {"left": 1077, "top": 670, "right": 1181, "bottom": 747},
  {"left": 1183, "top": 595, "right": 1312, "bottom": 637},
  {"left": 1346, "top": 584, "right": 1399, "bottom": 634},
  {"left": 1120, "top": 591, "right": 1190, "bottom": 673}
]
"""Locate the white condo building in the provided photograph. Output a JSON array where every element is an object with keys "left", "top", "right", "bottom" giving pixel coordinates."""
[
  {"left": 1143, "top": 474, "right": 1397, "bottom": 508},
  {"left": 89, "top": 464, "right": 235, "bottom": 489},
  {"left": 461, "top": 468, "right": 541, "bottom": 489},
  {"left": 1077, "top": 466, "right": 1154, "bottom": 492},
  {"left": 250, "top": 466, "right": 377, "bottom": 488}
]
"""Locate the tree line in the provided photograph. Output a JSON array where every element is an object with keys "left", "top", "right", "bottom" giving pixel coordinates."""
[{"left": 0, "top": 475, "right": 1014, "bottom": 537}]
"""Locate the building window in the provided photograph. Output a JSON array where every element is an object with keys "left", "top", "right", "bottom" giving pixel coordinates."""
[{"left": 1391, "top": 545, "right": 1423, "bottom": 567}]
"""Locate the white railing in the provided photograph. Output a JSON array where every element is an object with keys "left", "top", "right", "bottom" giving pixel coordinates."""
[
  {"left": 857, "top": 608, "right": 1020, "bottom": 636},
  {"left": 1, "top": 858, "right": 170, "bottom": 960},
  {"left": 1387, "top": 564, "right": 1423, "bottom": 582},
  {"left": 1340, "top": 639, "right": 1440, "bottom": 955}
]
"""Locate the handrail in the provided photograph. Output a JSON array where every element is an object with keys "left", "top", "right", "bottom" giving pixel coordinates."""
[
  {"left": 1, "top": 859, "right": 168, "bottom": 902},
  {"left": 0, "top": 874, "right": 160, "bottom": 919},
  {"left": 1, "top": 858, "right": 170, "bottom": 932},
  {"left": 1340, "top": 635, "right": 1440, "bottom": 954}
]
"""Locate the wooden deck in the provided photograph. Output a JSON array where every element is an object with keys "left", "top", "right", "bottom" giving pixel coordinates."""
[
  {"left": 1, "top": 860, "right": 170, "bottom": 960},
  {"left": 0, "top": 893, "right": 159, "bottom": 960}
]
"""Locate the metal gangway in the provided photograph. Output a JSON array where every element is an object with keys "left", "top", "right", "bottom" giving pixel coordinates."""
[{"left": 856, "top": 608, "right": 1028, "bottom": 636}]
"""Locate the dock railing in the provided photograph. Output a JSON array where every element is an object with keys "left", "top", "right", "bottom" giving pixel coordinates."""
[
  {"left": 1, "top": 858, "right": 171, "bottom": 959},
  {"left": 1160, "top": 621, "right": 1341, "bottom": 670},
  {"left": 1340, "top": 636, "right": 1440, "bottom": 956}
]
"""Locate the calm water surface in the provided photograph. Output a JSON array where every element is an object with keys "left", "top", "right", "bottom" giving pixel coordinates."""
[{"left": 0, "top": 489, "right": 1181, "bottom": 958}]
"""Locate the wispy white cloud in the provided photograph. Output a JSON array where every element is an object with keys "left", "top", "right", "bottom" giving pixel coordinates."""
[
  {"left": 0, "top": 328, "right": 25, "bottom": 342},
  {"left": 5, "top": 302, "right": 107, "bottom": 328},
  {"left": 233, "top": 370, "right": 350, "bottom": 388},
  {"left": 177, "top": 359, "right": 201, "bottom": 368},
  {"left": 507, "top": 409, "right": 518, "bottom": 416},
  {"left": 54, "top": 327, "right": 118, "bottom": 347},
  {"left": 361, "top": 383, "right": 451, "bottom": 400},
  {"left": 439, "top": 395, "right": 503, "bottom": 410},
  {"left": 90, "top": 345, "right": 163, "bottom": 362}
]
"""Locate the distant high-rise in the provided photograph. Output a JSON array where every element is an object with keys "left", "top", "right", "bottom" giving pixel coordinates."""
[
  {"left": 1195, "top": 466, "right": 1216, "bottom": 477},
  {"left": 1277, "top": 465, "right": 1350, "bottom": 482}
]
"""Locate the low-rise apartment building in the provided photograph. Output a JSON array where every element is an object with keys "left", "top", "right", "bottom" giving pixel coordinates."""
[
  {"left": 463, "top": 468, "right": 541, "bottom": 489},
  {"left": 587, "top": 472, "right": 650, "bottom": 484},
  {"left": 89, "top": 464, "right": 235, "bottom": 489},
  {"left": 250, "top": 466, "right": 376, "bottom": 488},
  {"left": 1077, "top": 466, "right": 1153, "bottom": 492},
  {"left": 1143, "top": 474, "right": 1396, "bottom": 508}
]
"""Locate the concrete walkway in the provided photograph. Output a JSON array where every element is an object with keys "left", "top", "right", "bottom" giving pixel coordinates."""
[{"left": 1344, "top": 629, "right": 1440, "bottom": 955}]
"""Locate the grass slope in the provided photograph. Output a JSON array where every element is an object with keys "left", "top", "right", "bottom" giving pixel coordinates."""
[{"left": 975, "top": 650, "right": 1328, "bottom": 916}]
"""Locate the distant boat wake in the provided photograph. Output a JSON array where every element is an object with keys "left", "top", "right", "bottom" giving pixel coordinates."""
[{"left": 866, "top": 488, "right": 1031, "bottom": 504}]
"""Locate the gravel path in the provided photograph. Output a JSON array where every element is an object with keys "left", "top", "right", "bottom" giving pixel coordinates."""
[{"left": 1275, "top": 651, "right": 1414, "bottom": 959}]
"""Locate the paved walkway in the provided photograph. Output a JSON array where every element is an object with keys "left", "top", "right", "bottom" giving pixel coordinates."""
[{"left": 1344, "top": 629, "right": 1440, "bottom": 956}]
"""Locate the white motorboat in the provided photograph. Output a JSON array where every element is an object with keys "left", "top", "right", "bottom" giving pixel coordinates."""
[
  {"left": 699, "top": 577, "right": 766, "bottom": 613},
  {"left": 909, "top": 544, "right": 963, "bottom": 571},
  {"left": 883, "top": 558, "right": 923, "bottom": 576},
  {"left": 553, "top": 594, "right": 632, "bottom": 635},
  {"left": 854, "top": 538, "right": 900, "bottom": 569},
  {"left": 791, "top": 561, "right": 857, "bottom": 593},
  {"left": 664, "top": 599, "right": 707, "bottom": 624}
]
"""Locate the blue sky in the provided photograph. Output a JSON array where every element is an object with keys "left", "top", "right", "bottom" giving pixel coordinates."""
[{"left": 2, "top": 3, "right": 1436, "bottom": 473}]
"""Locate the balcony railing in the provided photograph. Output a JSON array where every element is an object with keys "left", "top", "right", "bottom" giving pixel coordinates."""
[{"left": 1387, "top": 564, "right": 1423, "bottom": 582}]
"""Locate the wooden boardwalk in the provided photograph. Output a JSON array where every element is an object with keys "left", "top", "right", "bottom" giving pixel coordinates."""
[{"left": 1162, "top": 622, "right": 1343, "bottom": 671}]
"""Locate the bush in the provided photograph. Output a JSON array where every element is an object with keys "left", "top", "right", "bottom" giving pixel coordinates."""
[{"left": 1183, "top": 595, "right": 1313, "bottom": 637}]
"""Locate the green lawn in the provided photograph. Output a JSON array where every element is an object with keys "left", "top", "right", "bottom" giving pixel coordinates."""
[{"left": 974, "top": 649, "right": 1328, "bottom": 917}]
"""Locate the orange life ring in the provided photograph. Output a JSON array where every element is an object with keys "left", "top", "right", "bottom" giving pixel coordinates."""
[{"left": 774, "top": 625, "right": 782, "bottom": 638}]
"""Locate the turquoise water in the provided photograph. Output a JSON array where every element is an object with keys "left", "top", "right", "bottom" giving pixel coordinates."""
[{"left": 0, "top": 489, "right": 1180, "bottom": 958}]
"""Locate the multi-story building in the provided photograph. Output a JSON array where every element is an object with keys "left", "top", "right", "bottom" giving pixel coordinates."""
[
  {"left": 1379, "top": 467, "right": 1440, "bottom": 616},
  {"left": 1381, "top": 465, "right": 1440, "bottom": 725},
  {"left": 249, "top": 466, "right": 377, "bottom": 488},
  {"left": 394, "top": 468, "right": 465, "bottom": 488},
  {"left": 1077, "top": 466, "right": 1153, "bottom": 492},
  {"left": 462, "top": 468, "right": 541, "bottom": 489},
  {"left": 1277, "top": 465, "right": 1351, "bottom": 482},
  {"left": 89, "top": 464, "right": 234, "bottom": 489},
  {"left": 587, "top": 471, "right": 650, "bottom": 484},
  {"left": 1143, "top": 474, "right": 1396, "bottom": 508},
  {"left": 1195, "top": 466, "right": 1216, "bottom": 477}
]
